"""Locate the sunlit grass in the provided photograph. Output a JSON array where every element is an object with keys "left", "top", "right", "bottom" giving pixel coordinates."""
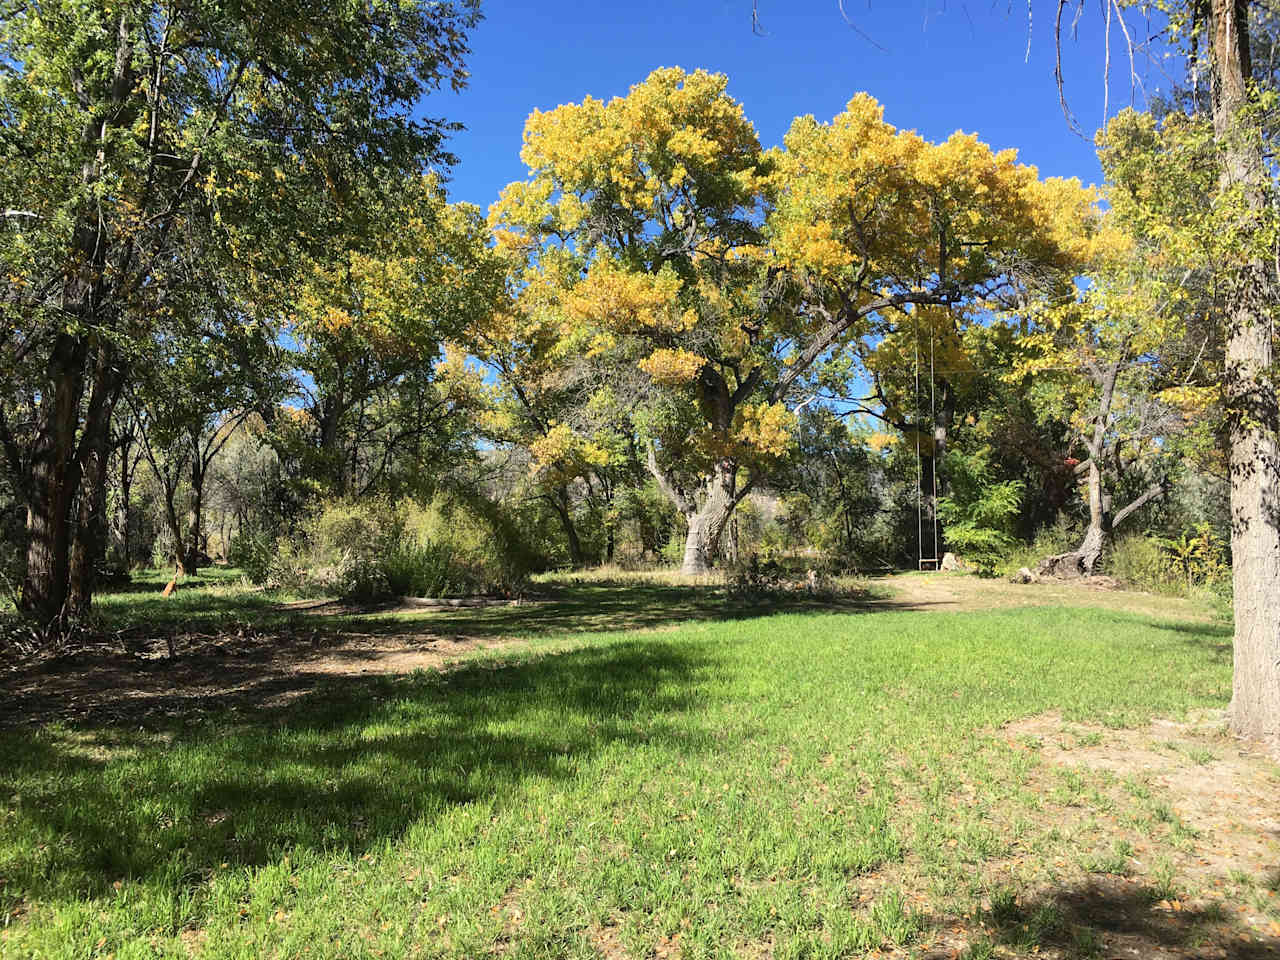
[{"left": 0, "top": 577, "right": 1266, "bottom": 959}]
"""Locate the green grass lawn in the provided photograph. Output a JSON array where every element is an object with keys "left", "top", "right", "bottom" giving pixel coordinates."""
[{"left": 0, "top": 578, "right": 1274, "bottom": 959}]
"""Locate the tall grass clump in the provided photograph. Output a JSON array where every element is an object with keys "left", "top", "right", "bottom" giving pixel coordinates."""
[
  {"left": 1106, "top": 525, "right": 1231, "bottom": 613},
  {"left": 262, "top": 495, "right": 530, "bottom": 601}
]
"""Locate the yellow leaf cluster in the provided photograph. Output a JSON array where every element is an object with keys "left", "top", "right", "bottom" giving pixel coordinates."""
[
  {"left": 732, "top": 402, "right": 794, "bottom": 458},
  {"left": 513, "top": 67, "right": 764, "bottom": 221},
  {"left": 1156, "top": 384, "right": 1220, "bottom": 418},
  {"left": 565, "top": 260, "right": 691, "bottom": 334},
  {"left": 771, "top": 93, "right": 1097, "bottom": 282},
  {"left": 528, "top": 423, "right": 612, "bottom": 480},
  {"left": 639, "top": 348, "right": 706, "bottom": 386}
]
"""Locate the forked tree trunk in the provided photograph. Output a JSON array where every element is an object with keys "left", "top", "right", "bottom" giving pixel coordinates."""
[
  {"left": 678, "top": 461, "right": 746, "bottom": 575},
  {"left": 1210, "top": 0, "right": 1280, "bottom": 742},
  {"left": 646, "top": 443, "right": 750, "bottom": 575},
  {"left": 1038, "top": 459, "right": 1166, "bottom": 580}
]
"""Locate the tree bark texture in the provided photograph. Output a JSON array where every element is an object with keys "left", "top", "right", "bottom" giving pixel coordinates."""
[{"left": 1210, "top": 0, "right": 1280, "bottom": 741}]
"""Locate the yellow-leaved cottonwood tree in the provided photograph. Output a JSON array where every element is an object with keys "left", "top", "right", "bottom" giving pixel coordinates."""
[{"left": 492, "top": 68, "right": 1095, "bottom": 574}]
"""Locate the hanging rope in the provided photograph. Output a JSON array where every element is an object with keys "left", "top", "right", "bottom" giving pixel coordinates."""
[
  {"left": 914, "top": 313, "right": 923, "bottom": 570},
  {"left": 929, "top": 314, "right": 940, "bottom": 565}
]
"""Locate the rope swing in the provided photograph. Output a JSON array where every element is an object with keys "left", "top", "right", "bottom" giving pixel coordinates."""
[{"left": 914, "top": 309, "right": 941, "bottom": 572}]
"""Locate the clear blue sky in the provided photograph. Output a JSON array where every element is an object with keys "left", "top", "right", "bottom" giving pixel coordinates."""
[{"left": 435, "top": 1, "right": 1176, "bottom": 212}]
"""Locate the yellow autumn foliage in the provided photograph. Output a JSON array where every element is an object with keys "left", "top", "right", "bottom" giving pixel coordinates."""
[
  {"left": 733, "top": 402, "right": 794, "bottom": 459},
  {"left": 639, "top": 348, "right": 706, "bottom": 386},
  {"left": 564, "top": 260, "right": 692, "bottom": 334},
  {"left": 528, "top": 423, "right": 613, "bottom": 480}
]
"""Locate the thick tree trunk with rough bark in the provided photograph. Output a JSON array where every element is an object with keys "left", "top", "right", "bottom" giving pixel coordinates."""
[
  {"left": 679, "top": 465, "right": 741, "bottom": 574},
  {"left": 646, "top": 442, "right": 751, "bottom": 575},
  {"left": 1210, "top": 0, "right": 1280, "bottom": 742},
  {"left": 20, "top": 333, "right": 89, "bottom": 621}
]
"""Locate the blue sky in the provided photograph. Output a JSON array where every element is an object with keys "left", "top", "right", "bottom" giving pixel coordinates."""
[{"left": 435, "top": 1, "right": 1176, "bottom": 212}]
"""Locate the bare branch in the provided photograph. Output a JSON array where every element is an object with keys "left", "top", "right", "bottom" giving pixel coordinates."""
[
  {"left": 1112, "top": 477, "right": 1169, "bottom": 530},
  {"left": 1055, "top": 0, "right": 1085, "bottom": 135}
]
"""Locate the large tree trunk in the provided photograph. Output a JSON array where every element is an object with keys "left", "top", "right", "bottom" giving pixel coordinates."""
[
  {"left": 68, "top": 439, "right": 110, "bottom": 615},
  {"left": 549, "top": 488, "right": 584, "bottom": 566},
  {"left": 68, "top": 343, "right": 124, "bottom": 614},
  {"left": 19, "top": 333, "right": 89, "bottom": 622},
  {"left": 1211, "top": 0, "right": 1280, "bottom": 742},
  {"left": 1039, "top": 460, "right": 1108, "bottom": 578},
  {"left": 679, "top": 461, "right": 744, "bottom": 575},
  {"left": 183, "top": 447, "right": 207, "bottom": 576},
  {"left": 1039, "top": 463, "right": 1167, "bottom": 580},
  {"left": 116, "top": 431, "right": 136, "bottom": 570}
]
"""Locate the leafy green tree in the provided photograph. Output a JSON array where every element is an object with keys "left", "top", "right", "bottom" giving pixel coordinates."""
[
  {"left": 0, "top": 0, "right": 479, "bottom": 623},
  {"left": 129, "top": 302, "right": 282, "bottom": 577},
  {"left": 936, "top": 447, "right": 1025, "bottom": 574},
  {"left": 280, "top": 177, "right": 503, "bottom": 500}
]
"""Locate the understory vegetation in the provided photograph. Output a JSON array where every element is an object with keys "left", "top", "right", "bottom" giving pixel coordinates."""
[{"left": 259, "top": 497, "right": 532, "bottom": 601}]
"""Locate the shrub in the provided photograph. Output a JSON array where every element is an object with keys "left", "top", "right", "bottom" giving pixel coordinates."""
[
  {"left": 1107, "top": 533, "right": 1171, "bottom": 592},
  {"left": 999, "top": 515, "right": 1083, "bottom": 578},
  {"left": 936, "top": 447, "right": 1024, "bottom": 574},
  {"left": 228, "top": 527, "right": 276, "bottom": 584},
  {"left": 267, "top": 495, "right": 530, "bottom": 601},
  {"left": 1106, "top": 525, "right": 1231, "bottom": 604},
  {"left": 381, "top": 540, "right": 456, "bottom": 598},
  {"left": 660, "top": 528, "right": 686, "bottom": 567}
]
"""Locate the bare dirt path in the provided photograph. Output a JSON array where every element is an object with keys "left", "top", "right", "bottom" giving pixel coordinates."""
[{"left": 873, "top": 571, "right": 1221, "bottom": 622}]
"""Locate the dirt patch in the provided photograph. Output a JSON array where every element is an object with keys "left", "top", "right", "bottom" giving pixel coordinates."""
[
  {"left": 975, "top": 711, "right": 1280, "bottom": 957},
  {"left": 0, "top": 625, "right": 530, "bottom": 728},
  {"left": 1004, "top": 711, "right": 1280, "bottom": 882},
  {"left": 875, "top": 572, "right": 1221, "bottom": 622},
  {"left": 919, "top": 874, "right": 1280, "bottom": 960},
  {"left": 588, "top": 921, "right": 631, "bottom": 960},
  {"left": 281, "top": 597, "right": 542, "bottom": 617}
]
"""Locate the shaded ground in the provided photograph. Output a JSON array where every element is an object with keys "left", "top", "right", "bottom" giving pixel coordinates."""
[
  {"left": 0, "top": 572, "right": 1226, "bottom": 729},
  {"left": 0, "top": 579, "right": 873, "bottom": 727}
]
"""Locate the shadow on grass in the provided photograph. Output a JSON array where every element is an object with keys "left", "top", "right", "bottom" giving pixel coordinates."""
[
  {"left": 330, "top": 582, "right": 889, "bottom": 640},
  {"left": 0, "top": 582, "right": 903, "bottom": 729},
  {"left": 945, "top": 876, "right": 1280, "bottom": 959},
  {"left": 1090, "top": 611, "right": 1234, "bottom": 665},
  {"left": 0, "top": 636, "right": 727, "bottom": 907}
]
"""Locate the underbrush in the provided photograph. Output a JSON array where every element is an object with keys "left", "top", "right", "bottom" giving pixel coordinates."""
[
  {"left": 264, "top": 496, "right": 530, "bottom": 601},
  {"left": 994, "top": 521, "right": 1233, "bottom": 615},
  {"left": 996, "top": 517, "right": 1081, "bottom": 579},
  {"left": 1107, "top": 529, "right": 1232, "bottom": 614},
  {"left": 538, "top": 561, "right": 882, "bottom": 604}
]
